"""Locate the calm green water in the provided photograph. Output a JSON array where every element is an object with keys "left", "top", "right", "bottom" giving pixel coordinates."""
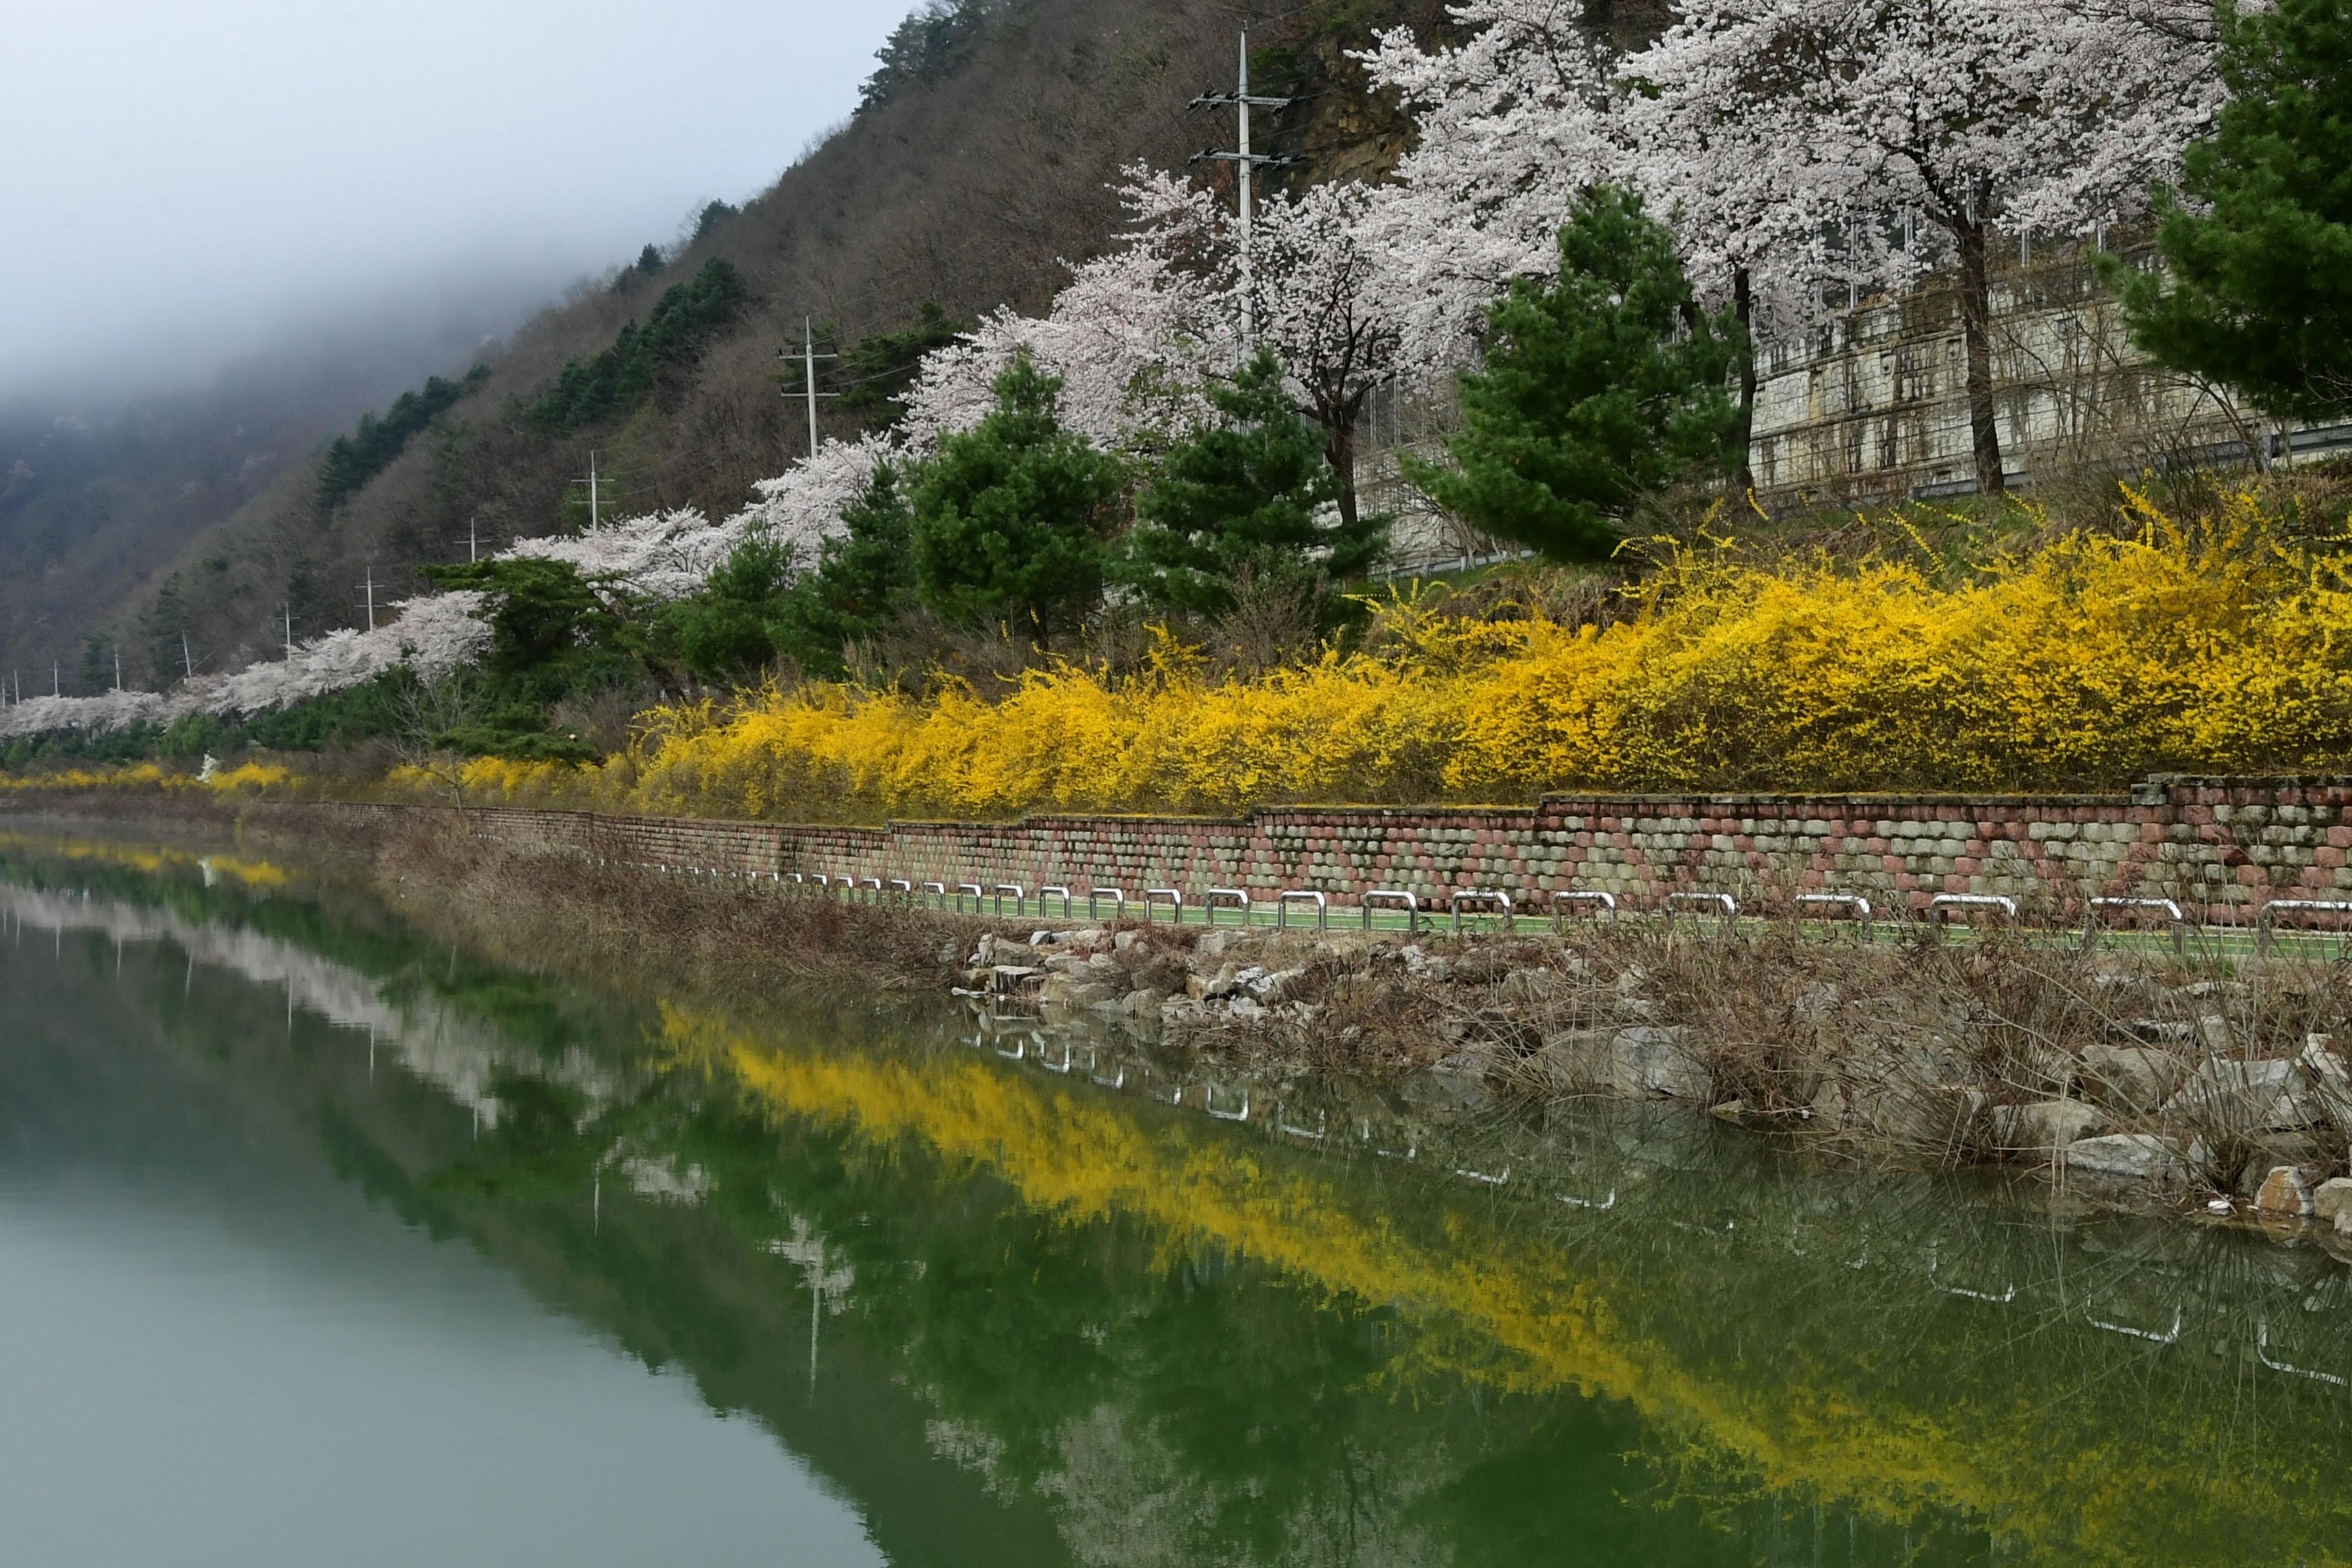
[{"left": 1, "top": 830, "right": 2348, "bottom": 1567}]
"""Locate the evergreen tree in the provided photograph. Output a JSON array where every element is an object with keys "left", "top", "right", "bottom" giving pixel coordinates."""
[
  {"left": 529, "top": 259, "right": 747, "bottom": 433},
  {"left": 1406, "top": 188, "right": 1741, "bottom": 562},
  {"left": 770, "top": 462, "right": 917, "bottom": 678},
  {"left": 910, "top": 353, "right": 1125, "bottom": 638},
  {"left": 1118, "top": 346, "right": 1385, "bottom": 622},
  {"left": 662, "top": 529, "right": 796, "bottom": 686},
  {"left": 2109, "top": 0, "right": 2352, "bottom": 422}
]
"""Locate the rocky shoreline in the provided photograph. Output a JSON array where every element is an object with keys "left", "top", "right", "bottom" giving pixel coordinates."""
[{"left": 962, "top": 916, "right": 2352, "bottom": 1246}]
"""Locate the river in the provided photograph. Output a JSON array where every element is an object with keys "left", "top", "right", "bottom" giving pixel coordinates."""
[{"left": 0, "top": 827, "right": 2346, "bottom": 1567}]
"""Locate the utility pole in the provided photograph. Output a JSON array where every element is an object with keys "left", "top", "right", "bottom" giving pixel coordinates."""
[
  {"left": 569, "top": 454, "right": 604, "bottom": 529},
  {"left": 469, "top": 515, "right": 478, "bottom": 564},
  {"left": 782, "top": 320, "right": 838, "bottom": 458},
  {"left": 1191, "top": 30, "right": 1294, "bottom": 350},
  {"left": 181, "top": 631, "right": 195, "bottom": 682},
  {"left": 113, "top": 647, "right": 122, "bottom": 693},
  {"left": 284, "top": 603, "right": 293, "bottom": 661},
  {"left": 364, "top": 567, "right": 376, "bottom": 632}
]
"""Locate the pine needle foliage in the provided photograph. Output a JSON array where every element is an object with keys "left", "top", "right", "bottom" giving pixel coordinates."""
[
  {"left": 1119, "top": 346, "right": 1387, "bottom": 623},
  {"left": 908, "top": 352, "right": 1126, "bottom": 639},
  {"left": 2110, "top": 0, "right": 2352, "bottom": 422},
  {"left": 1408, "top": 188, "right": 1743, "bottom": 562},
  {"left": 528, "top": 259, "right": 749, "bottom": 433}
]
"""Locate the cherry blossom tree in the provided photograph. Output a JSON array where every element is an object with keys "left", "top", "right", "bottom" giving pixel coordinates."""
[
  {"left": 1355, "top": 1, "right": 1623, "bottom": 383},
  {"left": 1635, "top": 0, "right": 2230, "bottom": 495},
  {"left": 1244, "top": 181, "right": 1409, "bottom": 531},
  {"left": 1366, "top": 0, "right": 2229, "bottom": 496},
  {"left": 902, "top": 169, "right": 1231, "bottom": 455}
]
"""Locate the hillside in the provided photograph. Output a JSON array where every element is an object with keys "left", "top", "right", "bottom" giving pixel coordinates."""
[{"left": 11, "top": 0, "right": 1455, "bottom": 694}]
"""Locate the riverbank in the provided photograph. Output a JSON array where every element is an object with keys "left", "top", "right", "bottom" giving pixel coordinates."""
[
  {"left": 346, "top": 810, "right": 2352, "bottom": 1240},
  {"left": 19, "top": 793, "right": 2352, "bottom": 1241}
]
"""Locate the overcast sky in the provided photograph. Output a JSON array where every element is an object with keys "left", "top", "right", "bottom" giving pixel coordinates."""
[{"left": 1, "top": 0, "right": 910, "bottom": 406}]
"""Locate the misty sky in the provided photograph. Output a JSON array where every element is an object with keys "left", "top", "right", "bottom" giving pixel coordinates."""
[{"left": 2, "top": 0, "right": 912, "bottom": 404}]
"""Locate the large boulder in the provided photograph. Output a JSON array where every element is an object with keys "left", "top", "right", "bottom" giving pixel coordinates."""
[
  {"left": 2255, "top": 1166, "right": 2318, "bottom": 1219},
  {"left": 1607, "top": 1026, "right": 1710, "bottom": 1101},
  {"left": 2064, "top": 1133, "right": 2190, "bottom": 1186},
  {"left": 2080, "top": 1044, "right": 2183, "bottom": 1114},
  {"left": 1990, "top": 1099, "right": 2110, "bottom": 1153},
  {"left": 2161, "top": 1057, "right": 2321, "bottom": 1131}
]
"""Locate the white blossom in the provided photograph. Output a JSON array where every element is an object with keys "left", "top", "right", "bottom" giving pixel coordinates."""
[{"left": 902, "top": 168, "right": 1233, "bottom": 455}]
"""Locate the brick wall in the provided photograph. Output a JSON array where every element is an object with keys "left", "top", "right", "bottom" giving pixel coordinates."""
[{"left": 376, "top": 776, "right": 2352, "bottom": 927}]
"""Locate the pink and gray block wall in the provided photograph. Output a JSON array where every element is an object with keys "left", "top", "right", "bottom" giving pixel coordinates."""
[{"left": 338, "top": 775, "right": 2352, "bottom": 926}]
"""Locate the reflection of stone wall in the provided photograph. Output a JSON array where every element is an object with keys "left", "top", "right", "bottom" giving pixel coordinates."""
[{"left": 333, "top": 776, "right": 2352, "bottom": 923}]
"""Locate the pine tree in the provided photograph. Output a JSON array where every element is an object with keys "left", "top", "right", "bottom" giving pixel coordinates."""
[
  {"left": 769, "top": 462, "right": 918, "bottom": 678},
  {"left": 1118, "top": 346, "right": 1385, "bottom": 622},
  {"left": 1406, "top": 188, "right": 1741, "bottom": 562},
  {"left": 910, "top": 353, "right": 1126, "bottom": 638},
  {"left": 663, "top": 529, "right": 796, "bottom": 685},
  {"left": 2110, "top": 0, "right": 2352, "bottom": 422}
]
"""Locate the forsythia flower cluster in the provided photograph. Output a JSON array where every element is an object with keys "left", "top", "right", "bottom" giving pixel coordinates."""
[{"left": 510, "top": 491, "right": 2352, "bottom": 823}]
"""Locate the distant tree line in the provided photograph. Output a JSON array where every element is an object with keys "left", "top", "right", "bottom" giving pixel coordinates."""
[
  {"left": 528, "top": 259, "right": 748, "bottom": 433},
  {"left": 858, "top": 0, "right": 995, "bottom": 113},
  {"left": 317, "top": 366, "right": 490, "bottom": 513}
]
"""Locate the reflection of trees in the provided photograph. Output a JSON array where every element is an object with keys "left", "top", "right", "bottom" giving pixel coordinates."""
[
  {"left": 21, "top": 844, "right": 2352, "bottom": 1568},
  {"left": 662, "top": 1003, "right": 2352, "bottom": 1568}
]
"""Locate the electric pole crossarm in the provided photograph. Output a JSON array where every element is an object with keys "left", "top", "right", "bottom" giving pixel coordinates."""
[
  {"left": 1189, "top": 92, "right": 1293, "bottom": 111},
  {"left": 1190, "top": 151, "right": 1299, "bottom": 168}
]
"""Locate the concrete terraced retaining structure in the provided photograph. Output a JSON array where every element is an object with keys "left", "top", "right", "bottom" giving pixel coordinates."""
[{"left": 321, "top": 774, "right": 2352, "bottom": 930}]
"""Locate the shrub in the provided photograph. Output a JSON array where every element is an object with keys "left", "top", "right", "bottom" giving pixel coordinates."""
[{"left": 614, "top": 488, "right": 2352, "bottom": 821}]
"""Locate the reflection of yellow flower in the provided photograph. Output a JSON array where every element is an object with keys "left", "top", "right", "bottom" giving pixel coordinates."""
[
  {"left": 0, "top": 761, "right": 297, "bottom": 796},
  {"left": 0, "top": 831, "right": 290, "bottom": 887},
  {"left": 660, "top": 1003, "right": 2348, "bottom": 1568}
]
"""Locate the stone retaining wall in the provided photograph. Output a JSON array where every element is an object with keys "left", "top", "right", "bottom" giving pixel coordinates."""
[{"left": 337, "top": 776, "right": 2352, "bottom": 927}]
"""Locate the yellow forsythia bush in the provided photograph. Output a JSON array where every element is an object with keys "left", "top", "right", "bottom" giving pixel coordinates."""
[{"left": 621, "top": 487, "right": 2352, "bottom": 823}]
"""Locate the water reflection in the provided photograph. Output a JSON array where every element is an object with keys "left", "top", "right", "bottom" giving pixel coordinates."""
[{"left": 1, "top": 834, "right": 2347, "bottom": 1567}]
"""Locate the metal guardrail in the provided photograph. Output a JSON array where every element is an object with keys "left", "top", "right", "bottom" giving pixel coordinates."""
[
  {"left": 2088, "top": 1306, "right": 2184, "bottom": 1345},
  {"left": 1277, "top": 890, "right": 1328, "bottom": 930},
  {"left": 2086, "top": 896, "right": 2186, "bottom": 954},
  {"left": 1928, "top": 893, "right": 2016, "bottom": 934},
  {"left": 1665, "top": 891, "right": 1739, "bottom": 925},
  {"left": 1088, "top": 887, "right": 1126, "bottom": 922},
  {"left": 1928, "top": 1247, "right": 2017, "bottom": 1305},
  {"left": 1450, "top": 890, "right": 1513, "bottom": 933},
  {"left": 1796, "top": 892, "right": 1872, "bottom": 941},
  {"left": 1551, "top": 890, "right": 1616, "bottom": 929},
  {"left": 1362, "top": 889, "right": 1418, "bottom": 933},
  {"left": 992, "top": 884, "right": 1024, "bottom": 917},
  {"left": 2259, "top": 1322, "right": 2349, "bottom": 1387},
  {"left": 1039, "top": 885, "right": 1074, "bottom": 919},
  {"left": 1204, "top": 888, "right": 1251, "bottom": 926},
  {"left": 923, "top": 880, "right": 947, "bottom": 908},
  {"left": 1144, "top": 888, "right": 1184, "bottom": 923},
  {"left": 2258, "top": 899, "right": 2352, "bottom": 954}
]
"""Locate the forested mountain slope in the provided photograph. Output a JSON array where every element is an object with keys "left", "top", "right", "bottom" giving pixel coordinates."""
[{"left": 9, "top": 0, "right": 1458, "bottom": 692}]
